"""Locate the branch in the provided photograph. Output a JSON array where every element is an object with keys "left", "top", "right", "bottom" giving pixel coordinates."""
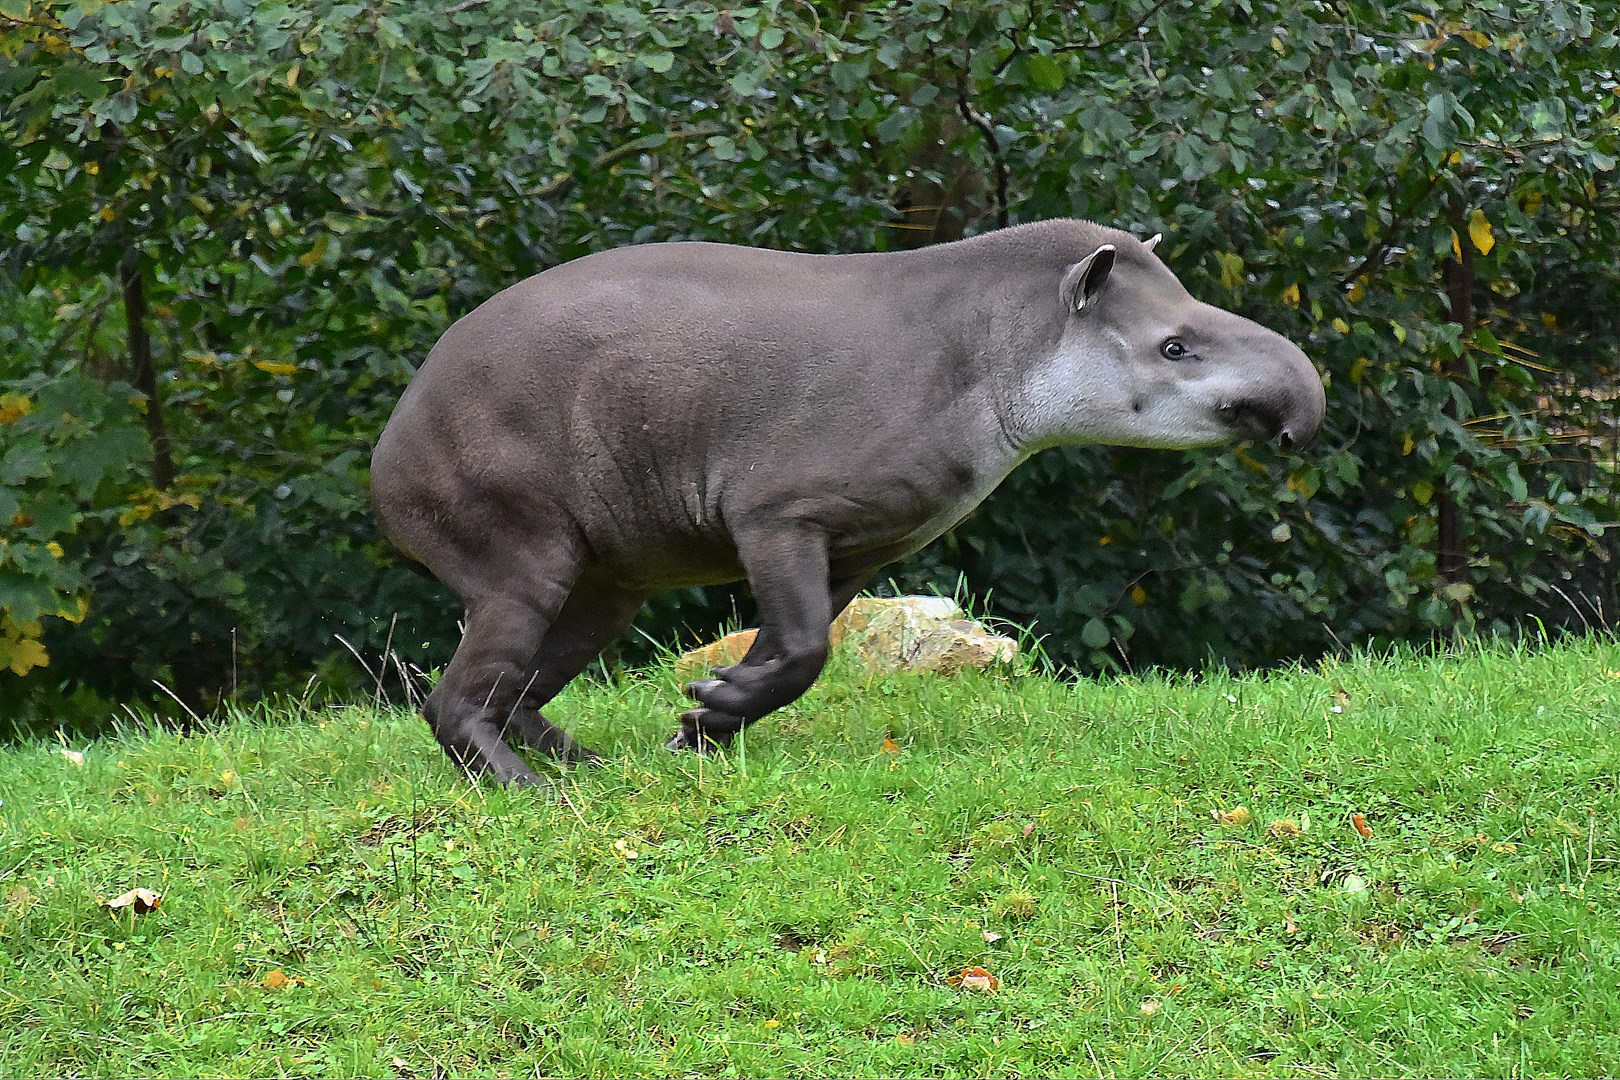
[
  {"left": 956, "top": 93, "right": 1010, "bottom": 229},
  {"left": 1339, "top": 172, "right": 1444, "bottom": 285},
  {"left": 527, "top": 126, "right": 721, "bottom": 200},
  {"left": 1054, "top": 0, "right": 1175, "bottom": 54}
]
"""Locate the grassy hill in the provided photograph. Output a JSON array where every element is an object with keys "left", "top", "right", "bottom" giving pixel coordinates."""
[{"left": 2, "top": 637, "right": 1617, "bottom": 1077}]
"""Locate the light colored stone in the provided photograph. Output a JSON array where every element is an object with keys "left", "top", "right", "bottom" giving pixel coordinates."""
[
  {"left": 855, "top": 606, "right": 1018, "bottom": 675},
  {"left": 673, "top": 628, "right": 756, "bottom": 680},
  {"left": 674, "top": 595, "right": 1015, "bottom": 681}
]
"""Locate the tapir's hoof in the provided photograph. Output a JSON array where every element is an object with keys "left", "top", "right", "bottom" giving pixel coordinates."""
[{"left": 666, "top": 710, "right": 742, "bottom": 754}]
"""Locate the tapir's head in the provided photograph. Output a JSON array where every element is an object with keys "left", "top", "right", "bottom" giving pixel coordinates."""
[{"left": 1015, "top": 227, "right": 1325, "bottom": 452}]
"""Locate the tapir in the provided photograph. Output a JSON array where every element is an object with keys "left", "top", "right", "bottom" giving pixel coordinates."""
[{"left": 371, "top": 218, "right": 1325, "bottom": 786}]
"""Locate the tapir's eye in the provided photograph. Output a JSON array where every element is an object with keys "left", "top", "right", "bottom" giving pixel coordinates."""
[{"left": 1160, "top": 337, "right": 1192, "bottom": 361}]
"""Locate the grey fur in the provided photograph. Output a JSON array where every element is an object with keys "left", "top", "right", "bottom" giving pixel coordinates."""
[{"left": 372, "top": 219, "right": 1325, "bottom": 784}]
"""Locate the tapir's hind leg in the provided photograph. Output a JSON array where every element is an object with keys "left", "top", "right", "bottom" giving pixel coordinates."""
[
  {"left": 499, "top": 582, "right": 648, "bottom": 763},
  {"left": 421, "top": 539, "right": 582, "bottom": 788},
  {"left": 670, "top": 529, "right": 874, "bottom": 752}
]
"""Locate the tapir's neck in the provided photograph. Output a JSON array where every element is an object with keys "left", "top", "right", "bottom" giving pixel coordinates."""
[{"left": 877, "top": 234, "right": 1080, "bottom": 461}]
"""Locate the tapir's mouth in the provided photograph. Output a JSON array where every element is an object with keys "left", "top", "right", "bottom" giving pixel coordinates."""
[{"left": 1217, "top": 400, "right": 1285, "bottom": 443}]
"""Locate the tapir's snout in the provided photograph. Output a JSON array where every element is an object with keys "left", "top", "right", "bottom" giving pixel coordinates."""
[
  {"left": 1278, "top": 348, "right": 1327, "bottom": 450},
  {"left": 1216, "top": 345, "right": 1326, "bottom": 450}
]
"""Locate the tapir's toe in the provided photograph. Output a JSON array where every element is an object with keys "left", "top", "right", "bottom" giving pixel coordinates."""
[
  {"left": 668, "top": 708, "right": 744, "bottom": 753},
  {"left": 684, "top": 679, "right": 724, "bottom": 702}
]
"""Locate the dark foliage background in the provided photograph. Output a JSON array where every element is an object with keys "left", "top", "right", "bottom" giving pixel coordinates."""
[{"left": 2, "top": 0, "right": 1617, "bottom": 729}]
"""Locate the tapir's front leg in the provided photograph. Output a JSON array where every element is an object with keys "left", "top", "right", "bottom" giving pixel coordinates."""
[{"left": 670, "top": 527, "right": 834, "bottom": 751}]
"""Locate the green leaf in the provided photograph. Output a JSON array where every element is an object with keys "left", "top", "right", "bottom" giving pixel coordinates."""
[
  {"left": 1081, "top": 618, "right": 1111, "bottom": 649},
  {"left": 1025, "top": 54, "right": 1064, "bottom": 92}
]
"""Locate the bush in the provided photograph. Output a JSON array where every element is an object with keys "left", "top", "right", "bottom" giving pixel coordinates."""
[{"left": 2, "top": 0, "right": 1616, "bottom": 726}]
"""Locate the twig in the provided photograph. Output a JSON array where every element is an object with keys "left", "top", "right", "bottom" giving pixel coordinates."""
[
  {"left": 1067, "top": 869, "right": 1207, "bottom": 933},
  {"left": 956, "top": 93, "right": 1009, "bottom": 227},
  {"left": 1340, "top": 173, "right": 1444, "bottom": 285},
  {"left": 372, "top": 613, "right": 398, "bottom": 711},
  {"left": 151, "top": 680, "right": 203, "bottom": 724},
  {"left": 1055, "top": 0, "right": 1176, "bottom": 54},
  {"left": 334, "top": 634, "right": 379, "bottom": 686},
  {"left": 528, "top": 126, "right": 721, "bottom": 200}
]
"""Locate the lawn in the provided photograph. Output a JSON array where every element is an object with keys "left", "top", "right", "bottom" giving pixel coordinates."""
[{"left": 1, "top": 636, "right": 1617, "bottom": 1077}]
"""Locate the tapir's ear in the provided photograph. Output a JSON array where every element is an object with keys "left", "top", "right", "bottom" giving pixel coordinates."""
[
  {"left": 1143, "top": 233, "right": 1162, "bottom": 254},
  {"left": 1060, "top": 244, "right": 1116, "bottom": 315}
]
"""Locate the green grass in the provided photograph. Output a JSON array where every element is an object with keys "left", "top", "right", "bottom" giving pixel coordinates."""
[{"left": 2, "top": 636, "right": 1618, "bottom": 1078}]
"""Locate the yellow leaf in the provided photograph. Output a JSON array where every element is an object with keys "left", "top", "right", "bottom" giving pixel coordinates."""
[
  {"left": 99, "top": 205, "right": 116, "bottom": 222},
  {"left": 46, "top": 541, "right": 63, "bottom": 558},
  {"left": 1215, "top": 251, "right": 1245, "bottom": 290},
  {"left": 1521, "top": 190, "right": 1543, "bottom": 214},
  {"left": 286, "top": 63, "right": 300, "bottom": 87},
  {"left": 1349, "top": 357, "right": 1370, "bottom": 384},
  {"left": 1402, "top": 432, "right": 1415, "bottom": 456},
  {"left": 1331, "top": 318, "right": 1349, "bottom": 334},
  {"left": 1130, "top": 585, "right": 1147, "bottom": 605},
  {"left": 0, "top": 394, "right": 32, "bottom": 426},
  {"left": 252, "top": 360, "right": 299, "bottom": 376},
  {"left": 261, "top": 968, "right": 290, "bottom": 989},
  {"left": 1468, "top": 208, "right": 1495, "bottom": 255},
  {"left": 298, "top": 234, "right": 329, "bottom": 268},
  {"left": 880, "top": 737, "right": 901, "bottom": 755},
  {"left": 1281, "top": 283, "right": 1300, "bottom": 308},
  {"left": 1541, "top": 312, "right": 1558, "bottom": 331},
  {"left": 0, "top": 635, "right": 49, "bottom": 676},
  {"left": 1457, "top": 29, "right": 1490, "bottom": 49},
  {"left": 1450, "top": 228, "right": 1461, "bottom": 260},
  {"left": 1346, "top": 282, "right": 1365, "bottom": 303},
  {"left": 85, "top": 161, "right": 99, "bottom": 175}
]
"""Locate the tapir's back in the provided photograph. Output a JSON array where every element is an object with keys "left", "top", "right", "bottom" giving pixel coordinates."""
[{"left": 369, "top": 240, "right": 987, "bottom": 581}]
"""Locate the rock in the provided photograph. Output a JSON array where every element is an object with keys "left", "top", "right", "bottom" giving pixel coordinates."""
[
  {"left": 673, "top": 628, "right": 757, "bottom": 680},
  {"left": 854, "top": 607, "right": 1018, "bottom": 675},
  {"left": 674, "top": 595, "right": 1018, "bottom": 679}
]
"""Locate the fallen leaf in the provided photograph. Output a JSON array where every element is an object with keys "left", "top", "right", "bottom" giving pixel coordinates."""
[
  {"left": 947, "top": 965, "right": 1000, "bottom": 992},
  {"left": 1266, "top": 818, "right": 1303, "bottom": 839},
  {"left": 981, "top": 930, "right": 1003, "bottom": 943},
  {"left": 1214, "top": 806, "right": 1251, "bottom": 827},
  {"left": 104, "top": 888, "right": 162, "bottom": 914},
  {"left": 1342, "top": 873, "right": 1369, "bottom": 894},
  {"left": 1140, "top": 998, "right": 1161, "bottom": 1015},
  {"left": 1022, "top": 821, "right": 1035, "bottom": 839},
  {"left": 59, "top": 748, "right": 84, "bottom": 767},
  {"left": 1285, "top": 916, "right": 1299, "bottom": 935},
  {"left": 612, "top": 838, "right": 638, "bottom": 859},
  {"left": 880, "top": 737, "right": 901, "bottom": 755},
  {"left": 1352, "top": 813, "right": 1373, "bottom": 839},
  {"left": 261, "top": 968, "right": 290, "bottom": 990},
  {"left": 763, "top": 1019, "right": 780, "bottom": 1028}
]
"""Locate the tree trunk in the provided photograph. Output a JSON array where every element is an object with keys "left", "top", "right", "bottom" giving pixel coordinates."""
[
  {"left": 1438, "top": 197, "right": 1474, "bottom": 584},
  {"left": 121, "top": 249, "right": 174, "bottom": 490}
]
